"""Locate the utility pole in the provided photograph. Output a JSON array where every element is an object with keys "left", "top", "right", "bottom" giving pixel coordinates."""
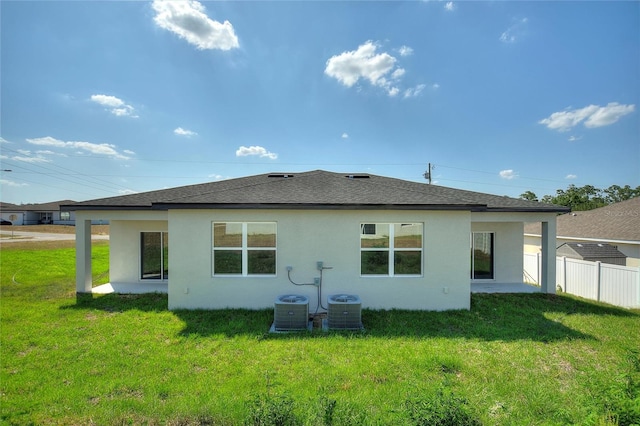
[{"left": 423, "top": 163, "right": 433, "bottom": 184}]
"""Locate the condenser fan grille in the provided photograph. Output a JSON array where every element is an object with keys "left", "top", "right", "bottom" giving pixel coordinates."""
[
  {"left": 331, "top": 295, "right": 358, "bottom": 303},
  {"left": 279, "top": 295, "right": 307, "bottom": 304}
]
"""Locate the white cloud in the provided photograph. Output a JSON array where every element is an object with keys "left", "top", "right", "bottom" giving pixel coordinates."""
[
  {"left": 235, "top": 145, "right": 278, "bottom": 160},
  {"left": 584, "top": 103, "right": 636, "bottom": 128},
  {"left": 341, "top": 133, "right": 349, "bottom": 139},
  {"left": 391, "top": 68, "right": 406, "bottom": 79},
  {"left": 118, "top": 189, "right": 138, "bottom": 195},
  {"left": 13, "top": 155, "right": 51, "bottom": 164},
  {"left": 1, "top": 179, "right": 28, "bottom": 188},
  {"left": 174, "top": 127, "right": 198, "bottom": 137},
  {"left": 500, "top": 17, "right": 528, "bottom": 44},
  {"left": 432, "top": 83, "right": 440, "bottom": 90},
  {"left": 539, "top": 102, "right": 635, "bottom": 132},
  {"left": 499, "top": 169, "right": 517, "bottom": 180},
  {"left": 568, "top": 135, "right": 582, "bottom": 142},
  {"left": 398, "top": 45, "right": 413, "bottom": 56},
  {"left": 325, "top": 41, "right": 408, "bottom": 97},
  {"left": 387, "top": 87, "right": 400, "bottom": 97},
  {"left": 404, "top": 84, "right": 427, "bottom": 98},
  {"left": 207, "top": 174, "right": 230, "bottom": 181},
  {"left": 90, "top": 94, "right": 138, "bottom": 118},
  {"left": 152, "top": 0, "right": 239, "bottom": 51},
  {"left": 90, "top": 94, "right": 124, "bottom": 108},
  {"left": 123, "top": 149, "right": 136, "bottom": 155},
  {"left": 26, "top": 136, "right": 133, "bottom": 160},
  {"left": 444, "top": 2, "right": 456, "bottom": 12},
  {"left": 566, "top": 174, "right": 577, "bottom": 180}
]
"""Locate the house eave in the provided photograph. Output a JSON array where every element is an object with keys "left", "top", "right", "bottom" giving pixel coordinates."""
[
  {"left": 525, "top": 233, "right": 640, "bottom": 246},
  {"left": 152, "top": 202, "right": 483, "bottom": 211},
  {"left": 62, "top": 203, "right": 569, "bottom": 213},
  {"left": 485, "top": 207, "right": 570, "bottom": 214},
  {"left": 60, "top": 205, "right": 155, "bottom": 212}
]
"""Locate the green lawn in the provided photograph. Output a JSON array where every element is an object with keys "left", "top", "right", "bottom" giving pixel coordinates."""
[{"left": 1, "top": 242, "right": 639, "bottom": 425}]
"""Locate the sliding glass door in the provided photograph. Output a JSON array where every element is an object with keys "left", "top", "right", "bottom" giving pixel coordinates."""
[
  {"left": 141, "top": 232, "right": 168, "bottom": 280},
  {"left": 471, "top": 232, "right": 494, "bottom": 280}
]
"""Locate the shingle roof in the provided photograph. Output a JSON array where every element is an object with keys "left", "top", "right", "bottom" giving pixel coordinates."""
[
  {"left": 63, "top": 170, "right": 569, "bottom": 213},
  {"left": 0, "top": 200, "right": 75, "bottom": 211},
  {"left": 525, "top": 197, "right": 640, "bottom": 242},
  {"left": 557, "top": 243, "right": 627, "bottom": 260}
]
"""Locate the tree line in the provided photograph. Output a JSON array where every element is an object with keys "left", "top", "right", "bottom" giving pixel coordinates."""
[{"left": 520, "top": 184, "right": 640, "bottom": 211}]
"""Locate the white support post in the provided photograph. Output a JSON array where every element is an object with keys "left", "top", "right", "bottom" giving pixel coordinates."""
[
  {"left": 540, "top": 219, "right": 557, "bottom": 294},
  {"left": 76, "top": 219, "right": 92, "bottom": 293}
]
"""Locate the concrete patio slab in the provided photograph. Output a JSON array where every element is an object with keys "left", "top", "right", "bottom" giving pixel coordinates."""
[
  {"left": 91, "top": 283, "right": 168, "bottom": 294},
  {"left": 91, "top": 282, "right": 538, "bottom": 296},
  {"left": 471, "top": 282, "right": 540, "bottom": 293}
]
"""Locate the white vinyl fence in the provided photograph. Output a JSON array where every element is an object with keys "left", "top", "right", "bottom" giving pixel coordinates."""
[{"left": 524, "top": 253, "right": 640, "bottom": 309}]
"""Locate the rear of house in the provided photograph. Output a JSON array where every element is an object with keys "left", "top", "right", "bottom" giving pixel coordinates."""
[{"left": 66, "top": 170, "right": 567, "bottom": 311}]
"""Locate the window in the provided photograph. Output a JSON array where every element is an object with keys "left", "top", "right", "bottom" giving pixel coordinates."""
[
  {"left": 360, "top": 223, "right": 423, "bottom": 276},
  {"left": 60, "top": 212, "right": 70, "bottom": 221},
  {"left": 213, "top": 222, "right": 276, "bottom": 276},
  {"left": 471, "top": 232, "right": 494, "bottom": 280},
  {"left": 141, "top": 232, "right": 168, "bottom": 280}
]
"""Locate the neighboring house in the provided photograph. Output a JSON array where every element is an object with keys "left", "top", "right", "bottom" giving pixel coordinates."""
[
  {"left": 556, "top": 242, "right": 627, "bottom": 266},
  {"left": 0, "top": 200, "right": 76, "bottom": 225},
  {"left": 64, "top": 170, "right": 568, "bottom": 311},
  {"left": 525, "top": 198, "right": 640, "bottom": 267}
]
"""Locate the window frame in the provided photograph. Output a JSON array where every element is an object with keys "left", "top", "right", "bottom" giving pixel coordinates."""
[
  {"left": 360, "top": 222, "right": 423, "bottom": 277},
  {"left": 140, "top": 231, "right": 169, "bottom": 281},
  {"left": 471, "top": 232, "right": 495, "bottom": 280},
  {"left": 212, "top": 222, "right": 277, "bottom": 277}
]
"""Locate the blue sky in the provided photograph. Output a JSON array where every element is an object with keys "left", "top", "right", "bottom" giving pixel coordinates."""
[{"left": 1, "top": 0, "right": 638, "bottom": 204}]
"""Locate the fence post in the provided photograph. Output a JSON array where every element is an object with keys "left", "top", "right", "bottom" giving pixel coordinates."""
[
  {"left": 537, "top": 252, "right": 541, "bottom": 285},
  {"left": 596, "top": 261, "right": 602, "bottom": 302},
  {"left": 637, "top": 266, "right": 640, "bottom": 309},
  {"left": 561, "top": 256, "right": 566, "bottom": 293}
]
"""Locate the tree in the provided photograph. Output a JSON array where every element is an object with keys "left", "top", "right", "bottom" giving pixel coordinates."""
[
  {"left": 519, "top": 191, "right": 538, "bottom": 201},
  {"left": 603, "top": 185, "right": 640, "bottom": 204},
  {"left": 527, "top": 184, "right": 638, "bottom": 211}
]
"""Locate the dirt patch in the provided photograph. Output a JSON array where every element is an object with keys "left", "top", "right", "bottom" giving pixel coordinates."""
[
  {"left": 0, "top": 240, "right": 109, "bottom": 251},
  {"left": 0, "top": 225, "right": 109, "bottom": 235}
]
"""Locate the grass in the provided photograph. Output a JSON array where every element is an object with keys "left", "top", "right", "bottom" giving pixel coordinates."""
[{"left": 1, "top": 241, "right": 639, "bottom": 425}]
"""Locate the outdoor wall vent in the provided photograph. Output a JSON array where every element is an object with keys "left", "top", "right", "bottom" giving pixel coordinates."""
[
  {"left": 268, "top": 174, "right": 294, "bottom": 178},
  {"left": 327, "top": 294, "right": 362, "bottom": 330},
  {"left": 345, "top": 174, "right": 370, "bottom": 179},
  {"left": 273, "top": 294, "right": 309, "bottom": 331}
]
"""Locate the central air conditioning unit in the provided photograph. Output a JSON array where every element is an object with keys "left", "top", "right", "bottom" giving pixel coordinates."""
[
  {"left": 327, "top": 294, "right": 362, "bottom": 330},
  {"left": 273, "top": 294, "right": 309, "bottom": 331}
]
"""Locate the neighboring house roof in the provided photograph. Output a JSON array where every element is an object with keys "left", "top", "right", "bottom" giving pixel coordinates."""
[
  {"left": 64, "top": 170, "right": 568, "bottom": 213},
  {"left": 525, "top": 197, "right": 640, "bottom": 243},
  {"left": 0, "top": 202, "right": 22, "bottom": 211},
  {"left": 0, "top": 200, "right": 75, "bottom": 212},
  {"left": 557, "top": 242, "right": 627, "bottom": 260}
]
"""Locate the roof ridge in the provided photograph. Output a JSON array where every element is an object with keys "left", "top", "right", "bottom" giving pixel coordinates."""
[{"left": 156, "top": 170, "right": 325, "bottom": 204}]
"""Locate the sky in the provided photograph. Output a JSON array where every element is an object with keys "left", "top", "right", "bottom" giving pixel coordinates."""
[{"left": 1, "top": 0, "right": 638, "bottom": 204}]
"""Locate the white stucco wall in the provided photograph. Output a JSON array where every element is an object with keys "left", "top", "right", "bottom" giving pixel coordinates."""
[
  {"left": 166, "top": 209, "right": 472, "bottom": 311},
  {"left": 471, "top": 222, "right": 524, "bottom": 283},
  {"left": 110, "top": 219, "right": 169, "bottom": 284}
]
